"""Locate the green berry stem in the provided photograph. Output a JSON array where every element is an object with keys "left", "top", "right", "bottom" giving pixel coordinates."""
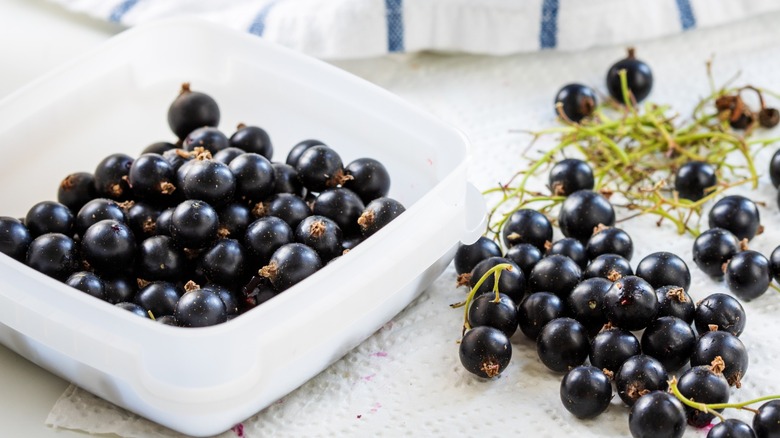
[
  {"left": 669, "top": 376, "right": 780, "bottom": 416},
  {"left": 451, "top": 263, "right": 513, "bottom": 334}
]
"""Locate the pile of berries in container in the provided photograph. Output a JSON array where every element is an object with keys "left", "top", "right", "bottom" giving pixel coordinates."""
[
  {"left": 0, "top": 83, "right": 404, "bottom": 328},
  {"left": 454, "top": 50, "right": 780, "bottom": 438}
]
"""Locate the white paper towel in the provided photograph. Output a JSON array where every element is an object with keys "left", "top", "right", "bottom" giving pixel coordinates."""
[{"left": 47, "top": 10, "right": 780, "bottom": 437}]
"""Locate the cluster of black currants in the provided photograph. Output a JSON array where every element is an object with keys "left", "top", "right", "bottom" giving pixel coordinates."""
[
  {"left": 0, "top": 83, "right": 404, "bottom": 328},
  {"left": 453, "top": 157, "right": 779, "bottom": 437}
]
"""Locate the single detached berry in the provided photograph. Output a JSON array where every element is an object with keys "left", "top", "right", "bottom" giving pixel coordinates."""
[
  {"left": 548, "top": 158, "right": 594, "bottom": 196},
  {"left": 547, "top": 237, "right": 588, "bottom": 269},
  {"left": 559, "top": 365, "right": 612, "bottom": 419},
  {"left": 527, "top": 254, "right": 582, "bottom": 298},
  {"left": 770, "top": 149, "right": 780, "bottom": 188},
  {"left": 708, "top": 419, "right": 757, "bottom": 438},
  {"left": 24, "top": 200, "right": 74, "bottom": 237},
  {"left": 589, "top": 327, "right": 641, "bottom": 375},
  {"left": 66, "top": 271, "right": 106, "bottom": 300},
  {"left": 583, "top": 253, "right": 633, "bottom": 280},
  {"left": 169, "top": 200, "right": 219, "bottom": 249},
  {"left": 295, "top": 145, "right": 348, "bottom": 192},
  {"left": 93, "top": 153, "right": 134, "bottom": 200},
  {"left": 504, "top": 243, "right": 543, "bottom": 277},
  {"left": 566, "top": 277, "right": 611, "bottom": 336},
  {"left": 501, "top": 209, "right": 553, "bottom": 251},
  {"left": 459, "top": 326, "right": 512, "bottom": 378},
  {"left": 693, "top": 227, "right": 741, "bottom": 278},
  {"left": 606, "top": 48, "right": 653, "bottom": 103},
  {"left": 57, "top": 172, "right": 96, "bottom": 213},
  {"left": 469, "top": 257, "right": 525, "bottom": 304},
  {"left": 343, "top": 157, "right": 391, "bottom": 203},
  {"left": 690, "top": 330, "right": 748, "bottom": 388},
  {"left": 586, "top": 225, "right": 634, "bottom": 261},
  {"left": 26, "top": 233, "right": 78, "bottom": 281},
  {"left": 229, "top": 123, "right": 273, "bottom": 159},
  {"left": 655, "top": 285, "right": 695, "bottom": 324},
  {"left": 0, "top": 216, "right": 32, "bottom": 261},
  {"left": 635, "top": 251, "right": 691, "bottom": 291},
  {"left": 708, "top": 195, "right": 761, "bottom": 241},
  {"left": 81, "top": 219, "right": 136, "bottom": 274},
  {"left": 358, "top": 197, "right": 405, "bottom": 237},
  {"left": 259, "top": 243, "right": 322, "bottom": 292},
  {"left": 167, "top": 83, "right": 220, "bottom": 139},
  {"left": 675, "top": 161, "right": 717, "bottom": 201},
  {"left": 554, "top": 83, "right": 597, "bottom": 122},
  {"left": 724, "top": 250, "right": 771, "bottom": 301},
  {"left": 558, "top": 190, "right": 616, "bottom": 243},
  {"left": 75, "top": 198, "right": 127, "bottom": 237},
  {"left": 312, "top": 188, "right": 365, "bottom": 235},
  {"left": 174, "top": 286, "right": 228, "bottom": 327}
]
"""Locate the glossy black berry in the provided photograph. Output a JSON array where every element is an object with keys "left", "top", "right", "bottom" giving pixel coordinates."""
[
  {"left": 558, "top": 190, "right": 616, "bottom": 243},
  {"left": 357, "top": 197, "right": 405, "bottom": 238},
  {"left": 771, "top": 245, "right": 780, "bottom": 284},
  {"left": 708, "top": 419, "right": 757, "bottom": 438},
  {"left": 167, "top": 83, "right": 220, "bottom": 139},
  {"left": 554, "top": 83, "right": 597, "bottom": 122},
  {"left": 517, "top": 292, "right": 566, "bottom": 340},
  {"left": 127, "top": 153, "right": 177, "bottom": 203},
  {"left": 169, "top": 200, "right": 219, "bottom": 249},
  {"left": 0, "top": 216, "right": 32, "bottom": 261},
  {"left": 527, "top": 254, "right": 582, "bottom": 298},
  {"left": 259, "top": 243, "right": 322, "bottom": 292},
  {"left": 560, "top": 365, "right": 612, "bottom": 419},
  {"left": 693, "top": 228, "right": 741, "bottom": 278},
  {"left": 308, "top": 188, "right": 363, "bottom": 234},
  {"left": 583, "top": 253, "right": 633, "bottom": 280},
  {"left": 134, "top": 281, "right": 182, "bottom": 318},
  {"left": 57, "top": 172, "right": 96, "bottom": 213},
  {"left": 754, "top": 400, "right": 780, "bottom": 438},
  {"left": 204, "top": 283, "right": 239, "bottom": 316},
  {"left": 536, "top": 317, "right": 590, "bottom": 373},
  {"left": 229, "top": 124, "right": 273, "bottom": 159},
  {"left": 566, "top": 277, "right": 611, "bottom": 336},
  {"left": 116, "top": 302, "right": 151, "bottom": 318},
  {"left": 174, "top": 287, "right": 227, "bottom": 327},
  {"left": 641, "top": 316, "right": 696, "bottom": 373},
  {"left": 549, "top": 158, "right": 594, "bottom": 196},
  {"left": 75, "top": 198, "right": 126, "bottom": 237},
  {"left": 93, "top": 153, "right": 134, "bottom": 200},
  {"left": 655, "top": 285, "right": 695, "bottom": 324},
  {"left": 677, "top": 364, "right": 730, "bottom": 427},
  {"left": 586, "top": 226, "right": 634, "bottom": 261},
  {"left": 628, "top": 391, "right": 686, "bottom": 438},
  {"left": 295, "top": 145, "right": 347, "bottom": 192},
  {"left": 142, "top": 141, "right": 176, "bottom": 155},
  {"left": 212, "top": 147, "right": 246, "bottom": 165},
  {"left": 690, "top": 330, "right": 748, "bottom": 388},
  {"left": 228, "top": 153, "right": 275, "bottom": 202},
  {"left": 198, "top": 239, "right": 247, "bottom": 287},
  {"left": 101, "top": 275, "right": 136, "bottom": 304},
  {"left": 342, "top": 158, "right": 391, "bottom": 203},
  {"left": 547, "top": 237, "right": 587, "bottom": 269},
  {"left": 162, "top": 148, "right": 193, "bottom": 172},
  {"left": 26, "top": 233, "right": 78, "bottom": 281},
  {"left": 695, "top": 293, "right": 746, "bottom": 337},
  {"left": 616, "top": 355, "right": 668, "bottom": 406},
  {"left": 469, "top": 257, "right": 525, "bottom": 305},
  {"left": 454, "top": 236, "right": 501, "bottom": 275},
  {"left": 262, "top": 193, "right": 312, "bottom": 230},
  {"left": 708, "top": 195, "right": 761, "bottom": 241},
  {"left": 602, "top": 275, "right": 658, "bottom": 331},
  {"left": 25, "top": 201, "right": 74, "bottom": 237},
  {"left": 770, "top": 149, "right": 780, "bottom": 188},
  {"left": 286, "top": 139, "right": 324, "bottom": 167},
  {"left": 675, "top": 161, "right": 717, "bottom": 201},
  {"left": 181, "top": 159, "right": 236, "bottom": 207},
  {"left": 295, "top": 215, "right": 343, "bottom": 262},
  {"left": 155, "top": 208, "right": 174, "bottom": 237},
  {"left": 459, "top": 326, "right": 512, "bottom": 378},
  {"left": 66, "top": 271, "right": 106, "bottom": 300},
  {"left": 81, "top": 219, "right": 136, "bottom": 274},
  {"left": 217, "top": 202, "right": 252, "bottom": 239},
  {"left": 635, "top": 251, "right": 691, "bottom": 291},
  {"left": 123, "top": 202, "right": 159, "bottom": 243},
  {"left": 136, "top": 235, "right": 184, "bottom": 282},
  {"left": 724, "top": 250, "right": 771, "bottom": 301},
  {"left": 606, "top": 48, "right": 653, "bottom": 103},
  {"left": 467, "top": 292, "right": 518, "bottom": 338},
  {"left": 243, "top": 216, "right": 294, "bottom": 269},
  {"left": 501, "top": 209, "right": 553, "bottom": 251},
  {"left": 272, "top": 163, "right": 305, "bottom": 197},
  {"left": 589, "top": 327, "right": 641, "bottom": 375},
  {"left": 504, "top": 243, "right": 543, "bottom": 277}
]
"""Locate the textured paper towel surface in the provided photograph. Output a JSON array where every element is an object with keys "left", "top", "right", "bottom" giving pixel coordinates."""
[{"left": 48, "top": 11, "right": 780, "bottom": 437}]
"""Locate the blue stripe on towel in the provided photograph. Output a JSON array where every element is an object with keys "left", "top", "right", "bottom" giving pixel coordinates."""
[
  {"left": 386, "top": 0, "right": 404, "bottom": 52},
  {"left": 675, "top": 0, "right": 696, "bottom": 30},
  {"left": 249, "top": 0, "right": 281, "bottom": 36},
  {"left": 539, "top": 0, "right": 560, "bottom": 49},
  {"left": 108, "top": 0, "right": 140, "bottom": 23}
]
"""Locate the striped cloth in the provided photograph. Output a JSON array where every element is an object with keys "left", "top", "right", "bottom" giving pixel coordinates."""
[{"left": 52, "top": 0, "right": 780, "bottom": 59}]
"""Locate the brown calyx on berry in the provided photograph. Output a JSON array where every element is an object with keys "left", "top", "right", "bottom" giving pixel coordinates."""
[
  {"left": 602, "top": 369, "right": 615, "bottom": 381},
  {"left": 252, "top": 202, "right": 267, "bottom": 218},
  {"left": 309, "top": 220, "right": 326, "bottom": 238},
  {"left": 184, "top": 280, "right": 200, "bottom": 292},
  {"left": 159, "top": 181, "right": 176, "bottom": 195},
  {"left": 709, "top": 356, "right": 726, "bottom": 376},
  {"left": 665, "top": 286, "right": 687, "bottom": 303},
  {"left": 357, "top": 209, "right": 375, "bottom": 230},
  {"left": 259, "top": 262, "right": 278, "bottom": 282},
  {"left": 607, "top": 269, "right": 623, "bottom": 282},
  {"left": 327, "top": 169, "right": 354, "bottom": 188},
  {"left": 456, "top": 273, "right": 472, "bottom": 288},
  {"left": 480, "top": 358, "right": 501, "bottom": 378}
]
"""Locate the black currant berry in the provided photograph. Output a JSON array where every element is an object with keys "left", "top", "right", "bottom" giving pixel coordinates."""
[
  {"left": 566, "top": 277, "right": 611, "bottom": 336},
  {"left": 640, "top": 316, "right": 696, "bottom": 373},
  {"left": 501, "top": 209, "right": 553, "bottom": 251},
  {"left": 135, "top": 281, "right": 183, "bottom": 318},
  {"left": 467, "top": 292, "right": 518, "bottom": 339},
  {"left": 358, "top": 197, "right": 405, "bottom": 237},
  {"left": 615, "top": 355, "right": 668, "bottom": 406},
  {"left": 259, "top": 243, "right": 322, "bottom": 292},
  {"left": 586, "top": 225, "right": 634, "bottom": 261},
  {"left": 454, "top": 236, "right": 501, "bottom": 275},
  {"left": 583, "top": 253, "right": 633, "bottom": 280},
  {"left": 635, "top": 251, "right": 691, "bottom": 291},
  {"left": 459, "top": 326, "right": 512, "bottom": 378},
  {"left": 606, "top": 48, "right": 653, "bottom": 103},
  {"left": 128, "top": 153, "right": 177, "bottom": 202},
  {"left": 527, "top": 254, "right": 582, "bottom": 298},
  {"left": 203, "top": 283, "right": 239, "bottom": 316},
  {"left": 103, "top": 275, "right": 137, "bottom": 304},
  {"left": 81, "top": 219, "right": 136, "bottom": 274},
  {"left": 212, "top": 147, "right": 246, "bottom": 165},
  {"left": 554, "top": 83, "right": 597, "bottom": 122},
  {"left": 559, "top": 365, "right": 612, "bottom": 419},
  {"left": 771, "top": 245, "right": 780, "bottom": 284},
  {"left": 286, "top": 139, "right": 324, "bottom": 167},
  {"left": 272, "top": 163, "right": 305, "bottom": 197},
  {"left": 547, "top": 237, "right": 587, "bottom": 269},
  {"left": 181, "top": 158, "right": 236, "bottom": 207},
  {"left": 57, "top": 172, "right": 96, "bottom": 213},
  {"left": 261, "top": 193, "right": 312, "bottom": 230},
  {"left": 228, "top": 153, "right": 275, "bottom": 202},
  {"left": 708, "top": 419, "right": 757, "bottom": 438},
  {"left": 142, "top": 141, "right": 176, "bottom": 155},
  {"left": 549, "top": 159, "right": 594, "bottom": 196},
  {"left": 125, "top": 202, "right": 161, "bottom": 242},
  {"left": 295, "top": 215, "right": 343, "bottom": 262},
  {"left": 770, "top": 149, "right": 780, "bottom": 188},
  {"left": 155, "top": 208, "right": 174, "bottom": 237},
  {"left": 217, "top": 202, "right": 252, "bottom": 239},
  {"left": 343, "top": 158, "right": 391, "bottom": 203},
  {"left": 603, "top": 275, "right": 658, "bottom": 330},
  {"left": 26, "top": 233, "right": 78, "bottom": 281},
  {"left": 137, "top": 235, "right": 184, "bottom": 281},
  {"left": 517, "top": 292, "right": 566, "bottom": 340},
  {"left": 536, "top": 317, "right": 590, "bottom": 373},
  {"left": 589, "top": 327, "right": 641, "bottom": 375},
  {"left": 655, "top": 285, "right": 695, "bottom": 324},
  {"left": 169, "top": 200, "right": 219, "bottom": 249},
  {"left": 310, "top": 188, "right": 364, "bottom": 235},
  {"left": 116, "top": 302, "right": 151, "bottom": 318},
  {"left": 693, "top": 228, "right": 741, "bottom": 278},
  {"left": 677, "top": 364, "right": 730, "bottom": 427},
  {"left": 167, "top": 83, "right": 220, "bottom": 140},
  {"left": 229, "top": 124, "right": 273, "bottom": 159},
  {"left": 94, "top": 153, "right": 134, "bottom": 200},
  {"left": 675, "top": 161, "right": 717, "bottom": 201},
  {"left": 174, "top": 287, "right": 227, "bottom": 327},
  {"left": 468, "top": 257, "right": 525, "bottom": 304},
  {"left": 66, "top": 271, "right": 106, "bottom": 300},
  {"left": 75, "top": 198, "right": 127, "bottom": 237},
  {"left": 0, "top": 216, "right": 32, "bottom": 261},
  {"left": 695, "top": 293, "right": 746, "bottom": 337},
  {"left": 690, "top": 330, "right": 748, "bottom": 388},
  {"left": 243, "top": 216, "right": 294, "bottom": 269},
  {"left": 724, "top": 250, "right": 771, "bottom": 301},
  {"left": 295, "top": 145, "right": 348, "bottom": 192},
  {"left": 504, "top": 243, "right": 543, "bottom": 277},
  {"left": 199, "top": 239, "right": 247, "bottom": 287},
  {"left": 753, "top": 400, "right": 780, "bottom": 438},
  {"left": 628, "top": 391, "right": 686, "bottom": 438},
  {"left": 162, "top": 148, "right": 193, "bottom": 172},
  {"left": 558, "top": 190, "right": 616, "bottom": 243},
  {"left": 24, "top": 201, "right": 74, "bottom": 237},
  {"left": 708, "top": 195, "right": 761, "bottom": 241}
]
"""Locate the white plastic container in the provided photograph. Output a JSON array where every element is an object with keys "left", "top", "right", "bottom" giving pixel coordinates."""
[{"left": 0, "top": 19, "right": 484, "bottom": 437}]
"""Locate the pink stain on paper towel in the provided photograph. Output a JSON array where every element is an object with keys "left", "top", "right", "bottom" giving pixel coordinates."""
[
  {"left": 370, "top": 351, "right": 388, "bottom": 358},
  {"left": 232, "top": 423, "right": 245, "bottom": 437}
]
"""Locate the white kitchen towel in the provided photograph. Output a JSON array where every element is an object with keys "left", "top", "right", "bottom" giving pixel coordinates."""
[{"left": 49, "top": 0, "right": 780, "bottom": 59}]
